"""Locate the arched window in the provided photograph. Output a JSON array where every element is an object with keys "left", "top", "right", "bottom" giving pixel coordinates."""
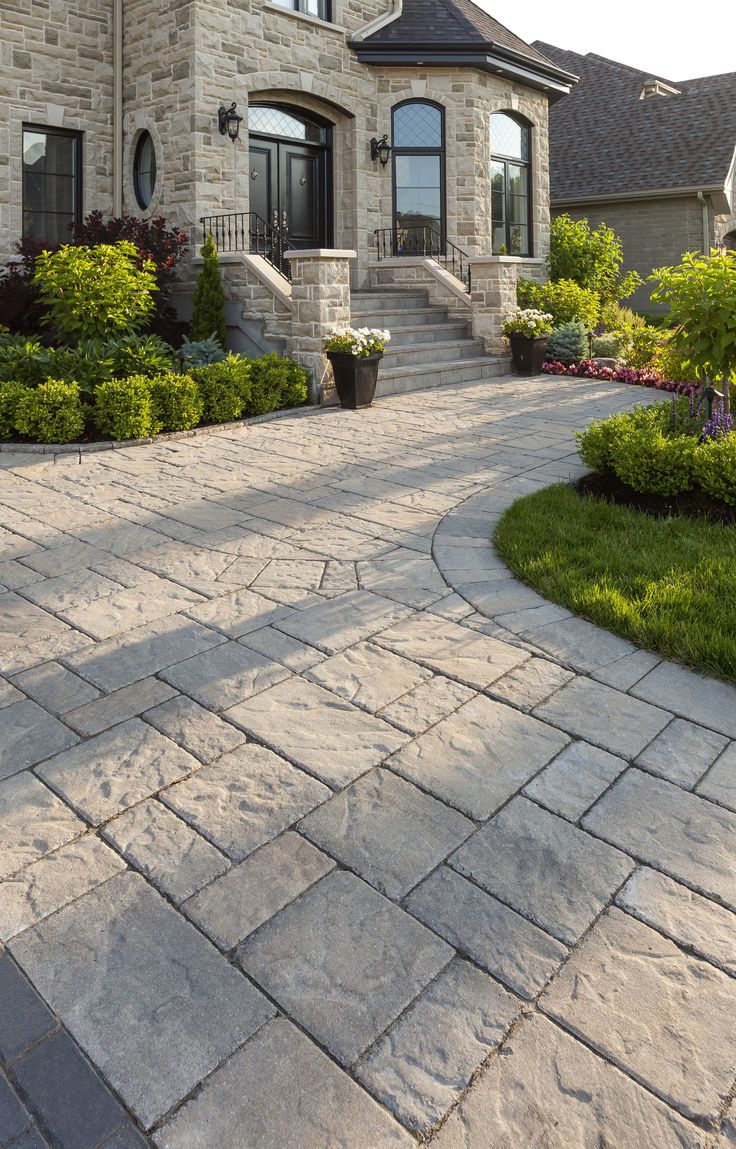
[
  {"left": 391, "top": 101, "right": 445, "bottom": 253},
  {"left": 133, "top": 131, "right": 157, "bottom": 210},
  {"left": 491, "top": 113, "right": 531, "bottom": 255}
]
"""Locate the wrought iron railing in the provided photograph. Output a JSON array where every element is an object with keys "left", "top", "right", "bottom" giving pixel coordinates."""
[
  {"left": 374, "top": 225, "right": 472, "bottom": 293},
  {"left": 200, "top": 211, "right": 292, "bottom": 281}
]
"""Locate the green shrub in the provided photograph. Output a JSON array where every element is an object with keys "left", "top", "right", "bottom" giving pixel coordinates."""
[
  {"left": 576, "top": 406, "right": 662, "bottom": 473},
  {"left": 517, "top": 278, "right": 600, "bottom": 330},
  {"left": 150, "top": 373, "right": 203, "bottom": 432},
  {"left": 591, "top": 333, "right": 624, "bottom": 359},
  {"left": 192, "top": 357, "right": 251, "bottom": 423},
  {"left": 190, "top": 235, "right": 227, "bottom": 347},
  {"left": 106, "top": 334, "right": 175, "bottom": 379},
  {"left": 14, "top": 379, "right": 86, "bottom": 444},
  {"left": 610, "top": 424, "right": 698, "bottom": 496},
  {"left": 0, "top": 338, "right": 49, "bottom": 386},
  {"left": 33, "top": 241, "right": 157, "bottom": 341},
  {"left": 599, "top": 301, "right": 647, "bottom": 332},
  {"left": 246, "top": 353, "right": 309, "bottom": 415},
  {"left": 0, "top": 381, "right": 30, "bottom": 439},
  {"left": 94, "top": 375, "right": 162, "bottom": 440},
  {"left": 623, "top": 325, "right": 668, "bottom": 370},
  {"left": 695, "top": 437, "right": 736, "bottom": 506},
  {"left": 546, "top": 321, "right": 588, "bottom": 366},
  {"left": 548, "top": 214, "right": 642, "bottom": 303}
]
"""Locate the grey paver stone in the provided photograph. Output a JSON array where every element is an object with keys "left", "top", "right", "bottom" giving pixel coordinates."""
[
  {"left": 182, "top": 831, "right": 334, "bottom": 948},
  {"left": 0, "top": 559, "right": 44, "bottom": 591},
  {"left": 11, "top": 662, "right": 100, "bottom": 716},
  {"left": 21, "top": 568, "right": 122, "bottom": 613},
  {"left": 143, "top": 694, "right": 245, "bottom": 762},
  {"left": 454, "top": 577, "right": 548, "bottom": 616},
  {"left": 533, "top": 676, "right": 671, "bottom": 758},
  {"left": 59, "top": 580, "right": 205, "bottom": 641},
  {"left": 541, "top": 907, "right": 736, "bottom": 1123},
  {"left": 65, "top": 677, "right": 178, "bottom": 737},
  {"left": 0, "top": 699, "right": 78, "bottom": 781},
  {"left": 617, "top": 866, "right": 736, "bottom": 975},
  {"left": 432, "top": 1013, "right": 707, "bottom": 1149},
  {"left": 592, "top": 648, "right": 662, "bottom": 690},
  {"left": 524, "top": 616, "right": 637, "bottom": 673},
  {"left": 300, "top": 768, "right": 473, "bottom": 899},
  {"left": 239, "top": 870, "right": 452, "bottom": 1065},
  {"left": 226, "top": 677, "right": 406, "bottom": 789},
  {"left": 36, "top": 719, "right": 200, "bottom": 825},
  {"left": 0, "top": 773, "right": 84, "bottom": 879},
  {"left": 159, "top": 640, "right": 289, "bottom": 710},
  {"left": 0, "top": 1075, "right": 32, "bottom": 1144},
  {"left": 636, "top": 718, "right": 729, "bottom": 789},
  {"left": 378, "top": 675, "right": 475, "bottom": 734},
  {"left": 373, "top": 613, "right": 528, "bottom": 689},
  {"left": 0, "top": 834, "right": 125, "bottom": 941},
  {"left": 306, "top": 640, "right": 432, "bottom": 712},
  {"left": 355, "top": 957, "right": 519, "bottom": 1133},
  {"left": 583, "top": 769, "right": 736, "bottom": 910},
  {"left": 62, "top": 615, "right": 225, "bottom": 692},
  {"left": 0, "top": 954, "right": 56, "bottom": 1060},
  {"left": 523, "top": 740, "right": 627, "bottom": 821},
  {"left": 0, "top": 677, "right": 23, "bottom": 709},
  {"left": 161, "top": 743, "right": 330, "bottom": 859},
  {"left": 488, "top": 656, "right": 574, "bottom": 711},
  {"left": 239, "top": 625, "right": 325, "bottom": 671},
  {"left": 696, "top": 742, "right": 736, "bottom": 810},
  {"left": 153, "top": 1018, "right": 412, "bottom": 1148},
  {"left": 102, "top": 799, "right": 229, "bottom": 903},
  {"left": 21, "top": 539, "right": 109, "bottom": 576},
  {"left": 275, "top": 588, "right": 413, "bottom": 653},
  {"left": 185, "top": 587, "right": 292, "bottom": 637},
  {"left": 450, "top": 796, "right": 633, "bottom": 944},
  {"left": 406, "top": 867, "right": 567, "bottom": 999},
  {"left": 632, "top": 660, "right": 736, "bottom": 738},
  {"left": 10, "top": 872, "right": 274, "bottom": 1129},
  {"left": 387, "top": 694, "right": 568, "bottom": 820}
]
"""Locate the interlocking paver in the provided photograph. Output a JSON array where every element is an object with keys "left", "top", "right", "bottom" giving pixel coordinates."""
[
  {"left": 541, "top": 908, "right": 736, "bottom": 1123},
  {"left": 636, "top": 718, "right": 729, "bottom": 789},
  {"left": 0, "top": 773, "right": 84, "bottom": 879},
  {"left": 10, "top": 662, "right": 100, "bottom": 717},
  {"left": 631, "top": 660, "right": 736, "bottom": 738},
  {"left": 10, "top": 873, "right": 274, "bottom": 1129},
  {"left": 143, "top": 694, "right": 246, "bottom": 762},
  {"left": 523, "top": 740, "right": 627, "bottom": 821},
  {"left": 305, "top": 640, "right": 431, "bottom": 712},
  {"left": 275, "top": 588, "right": 413, "bottom": 653},
  {"left": 533, "top": 675, "right": 671, "bottom": 757},
  {"left": 239, "top": 870, "right": 453, "bottom": 1065},
  {"left": 159, "top": 640, "right": 289, "bottom": 710},
  {"left": 373, "top": 613, "right": 528, "bottom": 688},
  {"left": 64, "top": 677, "right": 177, "bottom": 737},
  {"left": 0, "top": 699, "right": 78, "bottom": 781},
  {"left": 696, "top": 742, "right": 736, "bottom": 810},
  {"left": 0, "top": 955, "right": 56, "bottom": 1060}
]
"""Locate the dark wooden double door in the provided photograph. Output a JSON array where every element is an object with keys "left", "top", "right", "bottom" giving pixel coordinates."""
[{"left": 249, "top": 137, "right": 328, "bottom": 255}]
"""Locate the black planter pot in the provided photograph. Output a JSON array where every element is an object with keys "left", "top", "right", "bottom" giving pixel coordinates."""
[
  {"left": 327, "top": 351, "right": 383, "bottom": 409},
  {"left": 509, "top": 334, "right": 549, "bottom": 375}
]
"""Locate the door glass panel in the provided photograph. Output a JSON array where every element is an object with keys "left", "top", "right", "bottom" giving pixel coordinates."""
[
  {"left": 248, "top": 105, "right": 326, "bottom": 144},
  {"left": 392, "top": 103, "right": 442, "bottom": 149}
]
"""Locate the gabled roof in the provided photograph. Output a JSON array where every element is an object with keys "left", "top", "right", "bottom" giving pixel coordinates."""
[
  {"left": 350, "top": 2, "right": 577, "bottom": 101},
  {"left": 536, "top": 42, "right": 736, "bottom": 203}
]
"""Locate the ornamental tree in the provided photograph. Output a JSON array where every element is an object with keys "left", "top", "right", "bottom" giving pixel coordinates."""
[
  {"left": 548, "top": 214, "right": 642, "bottom": 304},
  {"left": 190, "top": 235, "right": 227, "bottom": 348},
  {"left": 650, "top": 249, "right": 736, "bottom": 413},
  {"left": 33, "top": 241, "right": 157, "bottom": 342}
]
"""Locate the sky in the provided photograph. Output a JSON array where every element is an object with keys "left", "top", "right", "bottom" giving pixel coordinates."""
[{"left": 492, "top": 0, "right": 734, "bottom": 81}]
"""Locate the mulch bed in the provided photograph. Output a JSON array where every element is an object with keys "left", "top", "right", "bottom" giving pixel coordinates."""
[{"left": 575, "top": 472, "right": 736, "bottom": 526}]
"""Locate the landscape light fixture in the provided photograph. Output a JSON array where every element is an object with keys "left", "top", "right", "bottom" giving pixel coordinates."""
[
  {"left": 218, "top": 101, "right": 243, "bottom": 142},
  {"left": 370, "top": 134, "right": 391, "bottom": 165}
]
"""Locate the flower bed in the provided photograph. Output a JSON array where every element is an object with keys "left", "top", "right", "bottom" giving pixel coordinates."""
[{"left": 541, "top": 359, "right": 699, "bottom": 397}]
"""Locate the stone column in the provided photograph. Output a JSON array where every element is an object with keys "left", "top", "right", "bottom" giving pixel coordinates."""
[
  {"left": 468, "top": 256, "right": 548, "bottom": 352},
  {"left": 285, "top": 249, "right": 356, "bottom": 403}
]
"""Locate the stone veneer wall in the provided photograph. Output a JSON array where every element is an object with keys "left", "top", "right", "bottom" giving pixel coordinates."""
[{"left": 0, "top": 0, "right": 114, "bottom": 262}]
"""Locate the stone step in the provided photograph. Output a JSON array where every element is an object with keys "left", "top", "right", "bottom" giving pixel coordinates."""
[
  {"left": 376, "top": 356, "right": 510, "bottom": 397},
  {"left": 350, "top": 306, "right": 451, "bottom": 328},
  {"left": 351, "top": 289, "right": 429, "bottom": 311},
  {"left": 382, "top": 321, "right": 472, "bottom": 347},
  {"left": 384, "top": 339, "right": 486, "bottom": 368}
]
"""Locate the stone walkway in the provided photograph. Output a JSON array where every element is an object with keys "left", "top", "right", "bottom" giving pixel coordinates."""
[{"left": 0, "top": 375, "right": 734, "bottom": 1148}]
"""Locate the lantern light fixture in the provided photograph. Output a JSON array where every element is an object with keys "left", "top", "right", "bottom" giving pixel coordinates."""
[
  {"left": 370, "top": 134, "right": 391, "bottom": 165},
  {"left": 218, "top": 101, "right": 243, "bottom": 142}
]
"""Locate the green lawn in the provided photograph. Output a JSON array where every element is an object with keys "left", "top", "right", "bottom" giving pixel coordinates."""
[{"left": 494, "top": 484, "right": 736, "bottom": 684}]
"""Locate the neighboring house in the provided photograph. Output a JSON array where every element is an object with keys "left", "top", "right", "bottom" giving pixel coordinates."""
[
  {"left": 1, "top": 1, "right": 576, "bottom": 392},
  {"left": 534, "top": 42, "right": 736, "bottom": 312}
]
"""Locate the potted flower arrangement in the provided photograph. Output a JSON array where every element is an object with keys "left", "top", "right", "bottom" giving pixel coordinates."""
[
  {"left": 324, "top": 326, "right": 391, "bottom": 409},
  {"left": 503, "top": 308, "right": 554, "bottom": 375}
]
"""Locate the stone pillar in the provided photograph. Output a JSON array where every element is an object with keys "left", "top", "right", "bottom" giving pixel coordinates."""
[
  {"left": 284, "top": 249, "right": 356, "bottom": 403},
  {"left": 466, "top": 258, "right": 517, "bottom": 353}
]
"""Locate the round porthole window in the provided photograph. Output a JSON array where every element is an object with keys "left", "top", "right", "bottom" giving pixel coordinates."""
[{"left": 133, "top": 131, "right": 157, "bottom": 210}]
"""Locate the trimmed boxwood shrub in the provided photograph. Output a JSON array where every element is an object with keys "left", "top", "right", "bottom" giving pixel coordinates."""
[
  {"left": 610, "top": 423, "right": 699, "bottom": 496},
  {"left": 246, "top": 353, "right": 308, "bottom": 415},
  {"left": 0, "top": 381, "right": 30, "bottom": 440},
  {"left": 94, "top": 375, "right": 162, "bottom": 441},
  {"left": 577, "top": 406, "right": 661, "bottom": 473},
  {"left": 14, "top": 379, "right": 86, "bottom": 444},
  {"left": 150, "top": 372, "right": 203, "bottom": 432},
  {"left": 695, "top": 437, "right": 736, "bottom": 506},
  {"left": 192, "top": 358, "right": 251, "bottom": 423}
]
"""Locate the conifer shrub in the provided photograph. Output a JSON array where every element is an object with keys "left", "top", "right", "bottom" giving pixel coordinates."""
[{"left": 190, "top": 235, "right": 227, "bottom": 348}]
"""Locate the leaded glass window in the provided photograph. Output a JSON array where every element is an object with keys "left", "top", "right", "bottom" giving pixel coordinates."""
[
  {"left": 391, "top": 101, "right": 445, "bottom": 249},
  {"left": 491, "top": 113, "right": 531, "bottom": 256},
  {"left": 248, "top": 105, "right": 327, "bottom": 144}
]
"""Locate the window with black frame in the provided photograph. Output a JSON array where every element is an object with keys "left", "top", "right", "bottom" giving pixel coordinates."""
[
  {"left": 22, "top": 126, "right": 82, "bottom": 246},
  {"left": 269, "top": 0, "right": 331, "bottom": 20},
  {"left": 391, "top": 100, "right": 445, "bottom": 256},
  {"left": 133, "top": 131, "right": 157, "bottom": 211},
  {"left": 491, "top": 112, "right": 531, "bottom": 256}
]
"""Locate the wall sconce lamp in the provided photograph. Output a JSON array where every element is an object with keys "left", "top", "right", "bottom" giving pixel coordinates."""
[
  {"left": 218, "top": 101, "right": 243, "bottom": 142},
  {"left": 370, "top": 134, "right": 391, "bottom": 165}
]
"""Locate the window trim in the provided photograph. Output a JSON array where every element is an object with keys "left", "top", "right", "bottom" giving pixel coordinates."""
[
  {"left": 133, "top": 130, "right": 157, "bottom": 211},
  {"left": 391, "top": 99, "right": 447, "bottom": 253},
  {"left": 22, "top": 123, "right": 83, "bottom": 245},
  {"left": 491, "top": 112, "right": 532, "bottom": 257},
  {"left": 266, "top": 0, "right": 333, "bottom": 24}
]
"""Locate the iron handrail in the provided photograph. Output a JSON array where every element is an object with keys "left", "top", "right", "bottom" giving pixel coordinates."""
[
  {"left": 200, "top": 211, "right": 292, "bottom": 281},
  {"left": 374, "top": 225, "right": 472, "bottom": 293}
]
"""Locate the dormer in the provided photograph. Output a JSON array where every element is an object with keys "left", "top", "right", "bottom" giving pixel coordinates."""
[{"left": 640, "top": 78, "right": 681, "bottom": 99}]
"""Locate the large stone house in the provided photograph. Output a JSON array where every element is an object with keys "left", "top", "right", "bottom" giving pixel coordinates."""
[
  {"left": 536, "top": 43, "right": 736, "bottom": 313},
  {"left": 1, "top": 0, "right": 575, "bottom": 395}
]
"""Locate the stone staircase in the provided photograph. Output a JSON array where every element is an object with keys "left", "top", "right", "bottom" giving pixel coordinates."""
[{"left": 350, "top": 288, "right": 509, "bottom": 397}]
